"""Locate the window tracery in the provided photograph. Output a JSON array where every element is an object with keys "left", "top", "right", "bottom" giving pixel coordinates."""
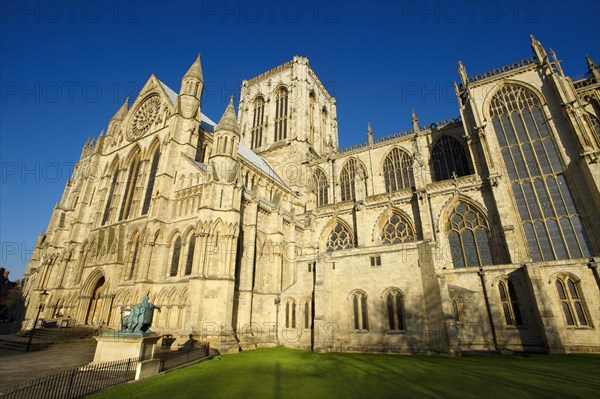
[
  {"left": 119, "top": 149, "right": 142, "bottom": 221},
  {"left": 314, "top": 168, "right": 329, "bottom": 207},
  {"left": 383, "top": 148, "right": 414, "bottom": 191},
  {"left": 381, "top": 213, "right": 415, "bottom": 244},
  {"left": 274, "top": 88, "right": 288, "bottom": 142},
  {"left": 431, "top": 135, "right": 471, "bottom": 181},
  {"left": 447, "top": 201, "right": 493, "bottom": 268},
  {"left": 555, "top": 275, "right": 589, "bottom": 326},
  {"left": 142, "top": 146, "right": 160, "bottom": 215},
  {"left": 490, "top": 84, "right": 594, "bottom": 261},
  {"left": 340, "top": 159, "right": 366, "bottom": 202},
  {"left": 327, "top": 223, "right": 354, "bottom": 251},
  {"left": 251, "top": 97, "right": 265, "bottom": 149}
]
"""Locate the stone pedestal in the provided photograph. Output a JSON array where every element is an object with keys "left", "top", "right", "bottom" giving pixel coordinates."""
[{"left": 93, "top": 333, "right": 161, "bottom": 363}]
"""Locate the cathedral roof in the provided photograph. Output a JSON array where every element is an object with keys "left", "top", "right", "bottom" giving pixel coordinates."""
[
  {"left": 159, "top": 79, "right": 178, "bottom": 103},
  {"left": 238, "top": 143, "right": 286, "bottom": 187}
]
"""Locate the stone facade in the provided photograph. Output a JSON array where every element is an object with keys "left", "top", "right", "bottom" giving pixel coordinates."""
[{"left": 22, "top": 37, "right": 600, "bottom": 354}]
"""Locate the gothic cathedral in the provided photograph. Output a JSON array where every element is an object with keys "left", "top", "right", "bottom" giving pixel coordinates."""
[{"left": 23, "top": 36, "right": 600, "bottom": 354}]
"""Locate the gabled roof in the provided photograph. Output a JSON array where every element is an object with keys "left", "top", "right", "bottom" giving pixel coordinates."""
[
  {"left": 238, "top": 143, "right": 286, "bottom": 187},
  {"left": 158, "top": 79, "right": 178, "bottom": 104}
]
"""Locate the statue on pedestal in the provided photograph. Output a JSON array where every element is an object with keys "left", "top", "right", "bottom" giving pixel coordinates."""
[{"left": 122, "top": 295, "right": 161, "bottom": 334}]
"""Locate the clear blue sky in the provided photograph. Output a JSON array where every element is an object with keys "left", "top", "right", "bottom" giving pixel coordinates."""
[{"left": 1, "top": 1, "right": 599, "bottom": 279}]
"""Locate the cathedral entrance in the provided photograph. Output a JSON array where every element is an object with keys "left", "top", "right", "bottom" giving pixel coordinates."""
[{"left": 85, "top": 276, "right": 106, "bottom": 324}]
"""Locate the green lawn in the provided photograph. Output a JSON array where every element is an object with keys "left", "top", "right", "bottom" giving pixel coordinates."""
[{"left": 88, "top": 348, "right": 600, "bottom": 399}]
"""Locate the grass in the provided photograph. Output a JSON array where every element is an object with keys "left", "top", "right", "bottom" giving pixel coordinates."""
[{"left": 87, "top": 348, "right": 600, "bottom": 399}]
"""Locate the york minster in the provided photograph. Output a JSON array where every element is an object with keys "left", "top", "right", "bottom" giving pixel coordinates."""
[{"left": 22, "top": 36, "right": 600, "bottom": 354}]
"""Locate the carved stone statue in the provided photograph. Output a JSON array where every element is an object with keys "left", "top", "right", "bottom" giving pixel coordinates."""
[{"left": 122, "top": 295, "right": 161, "bottom": 334}]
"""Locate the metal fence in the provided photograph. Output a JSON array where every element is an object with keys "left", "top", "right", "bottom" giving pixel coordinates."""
[
  {"left": 155, "top": 344, "right": 210, "bottom": 372},
  {"left": 0, "top": 344, "right": 212, "bottom": 399},
  {"left": 0, "top": 356, "right": 143, "bottom": 399}
]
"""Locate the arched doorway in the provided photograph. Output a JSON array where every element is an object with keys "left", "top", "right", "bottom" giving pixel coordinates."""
[{"left": 85, "top": 276, "right": 106, "bottom": 324}]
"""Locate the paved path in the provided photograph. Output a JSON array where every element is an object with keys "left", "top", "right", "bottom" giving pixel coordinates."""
[{"left": 0, "top": 343, "right": 96, "bottom": 389}]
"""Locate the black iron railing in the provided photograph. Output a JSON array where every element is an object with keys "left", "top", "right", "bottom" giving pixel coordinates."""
[
  {"left": 0, "top": 344, "right": 212, "bottom": 399},
  {"left": 0, "top": 356, "right": 142, "bottom": 399}
]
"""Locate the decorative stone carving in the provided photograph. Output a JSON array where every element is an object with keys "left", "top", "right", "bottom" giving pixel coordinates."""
[{"left": 128, "top": 95, "right": 161, "bottom": 141}]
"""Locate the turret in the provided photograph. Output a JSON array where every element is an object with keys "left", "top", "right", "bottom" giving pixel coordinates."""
[
  {"left": 177, "top": 54, "right": 204, "bottom": 119},
  {"left": 210, "top": 97, "right": 240, "bottom": 183}
]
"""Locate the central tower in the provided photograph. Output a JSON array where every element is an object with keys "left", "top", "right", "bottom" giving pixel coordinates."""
[{"left": 238, "top": 56, "right": 338, "bottom": 192}]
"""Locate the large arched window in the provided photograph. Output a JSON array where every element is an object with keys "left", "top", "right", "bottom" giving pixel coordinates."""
[
  {"left": 326, "top": 222, "right": 354, "bottom": 251},
  {"left": 142, "top": 146, "right": 160, "bottom": 215},
  {"left": 381, "top": 212, "right": 415, "bottom": 244},
  {"left": 555, "top": 275, "right": 589, "bottom": 326},
  {"left": 274, "top": 88, "right": 288, "bottom": 142},
  {"left": 314, "top": 168, "right": 329, "bottom": 207},
  {"left": 383, "top": 148, "right": 414, "bottom": 191},
  {"left": 490, "top": 84, "right": 594, "bottom": 261},
  {"left": 447, "top": 201, "right": 493, "bottom": 268},
  {"left": 431, "top": 135, "right": 471, "bottom": 181},
  {"left": 385, "top": 289, "right": 404, "bottom": 331},
  {"left": 119, "top": 149, "right": 142, "bottom": 221},
  {"left": 101, "top": 165, "right": 120, "bottom": 225},
  {"left": 251, "top": 97, "right": 265, "bottom": 149},
  {"left": 340, "top": 159, "right": 367, "bottom": 202},
  {"left": 351, "top": 290, "right": 369, "bottom": 331},
  {"left": 498, "top": 279, "right": 523, "bottom": 326},
  {"left": 170, "top": 236, "right": 182, "bottom": 277},
  {"left": 184, "top": 234, "right": 195, "bottom": 276}
]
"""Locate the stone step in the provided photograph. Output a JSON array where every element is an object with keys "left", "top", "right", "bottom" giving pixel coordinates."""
[{"left": 0, "top": 339, "right": 50, "bottom": 352}]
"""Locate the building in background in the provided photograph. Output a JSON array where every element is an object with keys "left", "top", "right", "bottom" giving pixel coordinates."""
[{"left": 22, "top": 36, "right": 600, "bottom": 354}]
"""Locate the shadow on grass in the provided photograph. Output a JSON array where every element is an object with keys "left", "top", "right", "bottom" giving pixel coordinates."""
[{"left": 86, "top": 348, "right": 600, "bottom": 399}]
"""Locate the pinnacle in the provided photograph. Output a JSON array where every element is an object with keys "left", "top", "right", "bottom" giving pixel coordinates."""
[
  {"left": 184, "top": 54, "right": 203, "bottom": 81},
  {"left": 586, "top": 54, "right": 598, "bottom": 69},
  {"left": 113, "top": 98, "right": 129, "bottom": 120},
  {"left": 215, "top": 97, "right": 239, "bottom": 134}
]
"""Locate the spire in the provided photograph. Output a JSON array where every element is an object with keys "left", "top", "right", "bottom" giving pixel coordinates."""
[
  {"left": 215, "top": 96, "right": 239, "bottom": 135},
  {"left": 184, "top": 54, "right": 203, "bottom": 82},
  {"left": 530, "top": 34, "right": 548, "bottom": 63},
  {"left": 367, "top": 122, "right": 374, "bottom": 145},
  {"left": 411, "top": 109, "right": 420, "bottom": 133}
]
